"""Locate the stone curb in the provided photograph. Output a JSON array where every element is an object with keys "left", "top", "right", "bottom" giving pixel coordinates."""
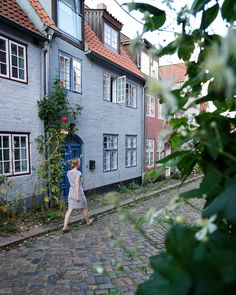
[{"left": 0, "top": 175, "right": 202, "bottom": 250}]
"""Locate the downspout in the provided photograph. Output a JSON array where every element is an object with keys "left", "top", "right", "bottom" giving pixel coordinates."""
[
  {"left": 141, "top": 82, "right": 147, "bottom": 185},
  {"left": 42, "top": 29, "right": 54, "bottom": 96}
]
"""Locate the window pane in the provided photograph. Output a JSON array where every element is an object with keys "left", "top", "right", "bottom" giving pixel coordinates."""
[
  {"left": 111, "top": 151, "right": 117, "bottom": 170},
  {"left": 4, "top": 162, "right": 10, "bottom": 174},
  {"left": 14, "top": 149, "right": 20, "bottom": 160},
  {"left": 21, "top": 160, "right": 27, "bottom": 171},
  {"left": 15, "top": 160, "right": 20, "bottom": 172},
  {"left": 18, "top": 47, "right": 24, "bottom": 57},
  {"left": 58, "top": 0, "right": 82, "bottom": 41},
  {"left": 103, "top": 73, "right": 111, "bottom": 101},
  {"left": 14, "top": 137, "right": 20, "bottom": 148},
  {"left": 21, "top": 148, "right": 27, "bottom": 160},
  {"left": 3, "top": 136, "right": 9, "bottom": 148},
  {"left": 11, "top": 44, "right": 17, "bottom": 55},
  {"left": 73, "top": 59, "right": 81, "bottom": 92},
  {"left": 0, "top": 51, "right": 6, "bottom": 63},
  {"left": 59, "top": 55, "right": 71, "bottom": 90},
  {"left": 19, "top": 69, "right": 24, "bottom": 80},
  {"left": 12, "top": 67, "right": 18, "bottom": 78},
  {"left": 19, "top": 58, "right": 24, "bottom": 69},
  {"left": 0, "top": 39, "right": 6, "bottom": 51},
  {"left": 12, "top": 55, "right": 17, "bottom": 66},
  {"left": 104, "top": 23, "right": 118, "bottom": 51},
  {"left": 0, "top": 64, "right": 6, "bottom": 75},
  {"left": 3, "top": 149, "right": 9, "bottom": 161}
]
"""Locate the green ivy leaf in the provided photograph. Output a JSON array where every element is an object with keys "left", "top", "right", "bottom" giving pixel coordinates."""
[
  {"left": 200, "top": 3, "right": 219, "bottom": 30},
  {"left": 221, "top": 0, "right": 236, "bottom": 22}
]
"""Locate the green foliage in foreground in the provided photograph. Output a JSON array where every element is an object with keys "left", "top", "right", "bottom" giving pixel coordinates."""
[{"left": 129, "top": 0, "right": 236, "bottom": 293}]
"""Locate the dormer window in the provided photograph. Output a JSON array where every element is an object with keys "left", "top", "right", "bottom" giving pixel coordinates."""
[
  {"left": 104, "top": 23, "right": 118, "bottom": 52},
  {"left": 57, "top": 0, "right": 82, "bottom": 41}
]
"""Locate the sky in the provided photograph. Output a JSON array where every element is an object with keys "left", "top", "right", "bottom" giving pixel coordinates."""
[{"left": 85, "top": 0, "right": 228, "bottom": 65}]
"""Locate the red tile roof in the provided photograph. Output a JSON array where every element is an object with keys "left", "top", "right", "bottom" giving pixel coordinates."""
[
  {"left": 0, "top": 0, "right": 43, "bottom": 37},
  {"left": 30, "top": 0, "right": 57, "bottom": 30},
  {"left": 159, "top": 63, "right": 186, "bottom": 83},
  {"left": 85, "top": 22, "right": 145, "bottom": 80}
]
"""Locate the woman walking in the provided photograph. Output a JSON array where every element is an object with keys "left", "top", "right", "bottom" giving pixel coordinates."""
[{"left": 63, "top": 157, "right": 93, "bottom": 233}]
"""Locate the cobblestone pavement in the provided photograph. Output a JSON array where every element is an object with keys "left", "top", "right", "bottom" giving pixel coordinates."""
[{"left": 0, "top": 179, "right": 201, "bottom": 295}]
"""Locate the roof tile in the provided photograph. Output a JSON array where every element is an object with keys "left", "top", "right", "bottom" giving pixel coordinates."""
[
  {"left": 85, "top": 22, "right": 145, "bottom": 80},
  {"left": 0, "top": 0, "right": 43, "bottom": 37},
  {"left": 29, "top": 0, "right": 57, "bottom": 30},
  {"left": 159, "top": 63, "right": 186, "bottom": 83}
]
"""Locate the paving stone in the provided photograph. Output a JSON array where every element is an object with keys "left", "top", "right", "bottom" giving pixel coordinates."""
[{"left": 0, "top": 180, "right": 202, "bottom": 295}]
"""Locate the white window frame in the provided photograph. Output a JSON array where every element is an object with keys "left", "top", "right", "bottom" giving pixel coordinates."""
[
  {"left": 59, "top": 54, "right": 70, "bottom": 90},
  {"left": 0, "top": 134, "right": 12, "bottom": 176},
  {"left": 57, "top": 0, "right": 82, "bottom": 41},
  {"left": 146, "top": 94, "right": 155, "bottom": 117},
  {"left": 0, "top": 36, "right": 9, "bottom": 78},
  {"left": 117, "top": 75, "right": 126, "bottom": 103},
  {"left": 12, "top": 134, "right": 30, "bottom": 175},
  {"left": 126, "top": 81, "right": 137, "bottom": 108},
  {"left": 104, "top": 23, "right": 118, "bottom": 52},
  {"left": 73, "top": 58, "right": 81, "bottom": 92},
  {"left": 103, "top": 72, "right": 117, "bottom": 103},
  {"left": 158, "top": 99, "right": 165, "bottom": 120},
  {"left": 59, "top": 52, "right": 82, "bottom": 93},
  {"left": 103, "top": 134, "right": 118, "bottom": 172},
  {"left": 125, "top": 135, "right": 137, "bottom": 168},
  {"left": 146, "top": 139, "right": 154, "bottom": 168},
  {"left": 0, "top": 133, "right": 30, "bottom": 176},
  {"left": 156, "top": 140, "right": 164, "bottom": 163},
  {"left": 9, "top": 40, "right": 27, "bottom": 82}
]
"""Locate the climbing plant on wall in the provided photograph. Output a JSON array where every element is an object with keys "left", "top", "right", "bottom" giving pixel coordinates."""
[
  {"left": 37, "top": 79, "right": 82, "bottom": 207},
  {"left": 126, "top": 0, "right": 236, "bottom": 293}
]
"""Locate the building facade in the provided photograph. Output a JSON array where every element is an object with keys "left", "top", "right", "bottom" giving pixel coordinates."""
[
  {"left": 0, "top": 0, "right": 146, "bottom": 202},
  {"left": 0, "top": 0, "right": 47, "bottom": 202}
]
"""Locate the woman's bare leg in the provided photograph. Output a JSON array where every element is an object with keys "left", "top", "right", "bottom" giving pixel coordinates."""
[
  {"left": 82, "top": 208, "right": 92, "bottom": 225},
  {"left": 63, "top": 208, "right": 73, "bottom": 230}
]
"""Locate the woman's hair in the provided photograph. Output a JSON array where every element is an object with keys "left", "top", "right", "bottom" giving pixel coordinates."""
[{"left": 71, "top": 157, "right": 80, "bottom": 168}]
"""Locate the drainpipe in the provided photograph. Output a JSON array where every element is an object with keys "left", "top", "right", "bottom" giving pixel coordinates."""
[
  {"left": 42, "top": 29, "right": 54, "bottom": 97},
  {"left": 141, "top": 82, "right": 147, "bottom": 185}
]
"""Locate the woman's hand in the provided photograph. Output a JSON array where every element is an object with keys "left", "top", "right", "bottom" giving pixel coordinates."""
[{"left": 77, "top": 194, "right": 80, "bottom": 203}]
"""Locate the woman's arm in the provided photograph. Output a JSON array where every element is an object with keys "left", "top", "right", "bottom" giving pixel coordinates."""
[{"left": 75, "top": 174, "right": 80, "bottom": 202}]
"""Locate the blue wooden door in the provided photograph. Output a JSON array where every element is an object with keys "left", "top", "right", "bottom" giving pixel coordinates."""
[{"left": 61, "top": 143, "right": 82, "bottom": 200}]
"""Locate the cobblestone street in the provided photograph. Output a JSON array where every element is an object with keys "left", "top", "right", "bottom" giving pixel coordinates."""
[{"left": 0, "top": 179, "right": 201, "bottom": 295}]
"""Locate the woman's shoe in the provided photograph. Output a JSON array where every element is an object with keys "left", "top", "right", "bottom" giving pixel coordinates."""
[
  {"left": 86, "top": 218, "right": 94, "bottom": 226},
  {"left": 62, "top": 228, "right": 70, "bottom": 233}
]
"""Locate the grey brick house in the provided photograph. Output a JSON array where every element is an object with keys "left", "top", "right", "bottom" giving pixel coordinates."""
[
  {"left": 0, "top": 0, "right": 49, "bottom": 201},
  {"left": 1, "top": 0, "right": 146, "bottom": 201}
]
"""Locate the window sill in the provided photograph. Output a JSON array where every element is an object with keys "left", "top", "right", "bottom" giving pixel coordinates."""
[
  {"left": 103, "top": 168, "right": 118, "bottom": 173},
  {"left": 126, "top": 105, "right": 137, "bottom": 109},
  {"left": 125, "top": 164, "right": 137, "bottom": 168},
  {"left": 0, "top": 75, "right": 28, "bottom": 84},
  {"left": 4, "top": 172, "right": 31, "bottom": 177}
]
